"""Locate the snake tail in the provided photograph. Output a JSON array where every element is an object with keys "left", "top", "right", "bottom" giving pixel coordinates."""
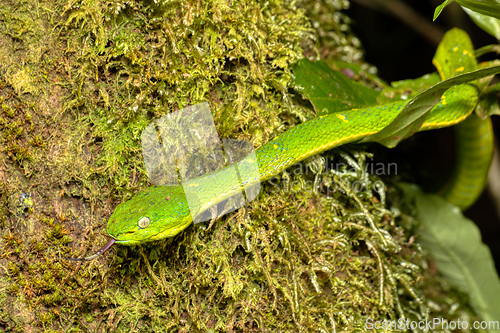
[{"left": 440, "top": 115, "right": 494, "bottom": 210}]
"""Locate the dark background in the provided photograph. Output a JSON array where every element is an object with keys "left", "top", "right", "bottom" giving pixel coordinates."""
[{"left": 346, "top": 0, "right": 500, "bottom": 271}]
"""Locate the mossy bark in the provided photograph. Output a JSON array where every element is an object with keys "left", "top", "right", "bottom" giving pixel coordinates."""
[{"left": 0, "top": 0, "right": 477, "bottom": 331}]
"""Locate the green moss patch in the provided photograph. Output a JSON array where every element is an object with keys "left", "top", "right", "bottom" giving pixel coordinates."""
[{"left": 0, "top": 0, "right": 478, "bottom": 331}]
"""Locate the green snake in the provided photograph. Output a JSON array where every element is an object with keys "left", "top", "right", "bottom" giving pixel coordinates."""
[
  {"left": 68, "top": 82, "right": 493, "bottom": 261},
  {"left": 68, "top": 27, "right": 498, "bottom": 260},
  {"left": 109, "top": 83, "right": 484, "bottom": 244}
]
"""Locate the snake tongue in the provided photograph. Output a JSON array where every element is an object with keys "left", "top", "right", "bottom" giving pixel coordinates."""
[{"left": 64, "top": 238, "right": 116, "bottom": 261}]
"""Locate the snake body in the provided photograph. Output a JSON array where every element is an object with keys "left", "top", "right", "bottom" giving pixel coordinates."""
[
  {"left": 440, "top": 115, "right": 493, "bottom": 208},
  {"left": 105, "top": 84, "right": 481, "bottom": 246}
]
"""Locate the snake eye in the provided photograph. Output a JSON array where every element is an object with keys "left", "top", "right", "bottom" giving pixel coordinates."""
[{"left": 138, "top": 216, "right": 151, "bottom": 229}]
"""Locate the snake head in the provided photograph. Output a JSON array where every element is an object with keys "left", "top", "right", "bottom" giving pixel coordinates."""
[{"left": 106, "top": 185, "right": 194, "bottom": 245}]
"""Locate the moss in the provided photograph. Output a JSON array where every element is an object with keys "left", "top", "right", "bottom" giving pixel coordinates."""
[{"left": 0, "top": 0, "right": 480, "bottom": 331}]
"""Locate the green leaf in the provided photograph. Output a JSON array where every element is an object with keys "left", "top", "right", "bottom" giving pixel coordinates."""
[
  {"left": 432, "top": 28, "right": 477, "bottom": 80},
  {"left": 477, "top": 60, "right": 500, "bottom": 92},
  {"left": 390, "top": 73, "right": 440, "bottom": 90},
  {"left": 456, "top": 0, "right": 500, "bottom": 20},
  {"left": 434, "top": 0, "right": 454, "bottom": 21},
  {"left": 475, "top": 44, "right": 500, "bottom": 58},
  {"left": 292, "top": 59, "right": 380, "bottom": 116},
  {"left": 477, "top": 82, "right": 500, "bottom": 118},
  {"left": 399, "top": 183, "right": 500, "bottom": 327},
  {"left": 377, "top": 72, "right": 440, "bottom": 104},
  {"left": 326, "top": 59, "right": 390, "bottom": 89},
  {"left": 362, "top": 65, "right": 500, "bottom": 148},
  {"left": 462, "top": 6, "right": 500, "bottom": 40}
]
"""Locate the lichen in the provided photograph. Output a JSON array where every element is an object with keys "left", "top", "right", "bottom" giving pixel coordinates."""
[{"left": 0, "top": 0, "right": 479, "bottom": 331}]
